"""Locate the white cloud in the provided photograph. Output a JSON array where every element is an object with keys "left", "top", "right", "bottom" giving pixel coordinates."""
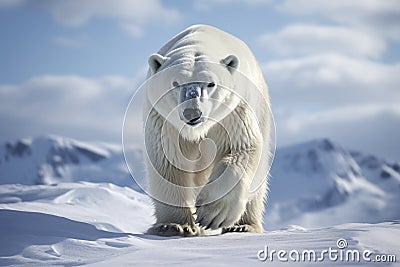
[
  {"left": 120, "top": 22, "right": 144, "bottom": 39},
  {"left": 0, "top": 75, "right": 141, "bottom": 143},
  {"left": 258, "top": 24, "right": 386, "bottom": 59},
  {"left": 2, "top": 0, "right": 180, "bottom": 39},
  {"left": 38, "top": 0, "right": 180, "bottom": 27},
  {"left": 259, "top": 0, "right": 400, "bottom": 159},
  {"left": 275, "top": 105, "right": 400, "bottom": 161},
  {"left": 280, "top": 105, "right": 400, "bottom": 133},
  {"left": 264, "top": 54, "right": 400, "bottom": 107},
  {"left": 193, "top": 0, "right": 273, "bottom": 10},
  {"left": 277, "top": 0, "right": 400, "bottom": 41},
  {"left": 263, "top": 54, "right": 400, "bottom": 160}
]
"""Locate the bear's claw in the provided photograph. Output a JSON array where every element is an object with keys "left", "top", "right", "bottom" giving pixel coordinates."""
[{"left": 221, "top": 224, "right": 256, "bottom": 234}]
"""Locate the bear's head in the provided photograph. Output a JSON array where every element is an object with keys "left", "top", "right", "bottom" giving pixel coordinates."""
[{"left": 146, "top": 53, "right": 241, "bottom": 142}]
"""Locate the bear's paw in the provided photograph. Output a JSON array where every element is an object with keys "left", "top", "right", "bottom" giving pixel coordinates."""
[{"left": 147, "top": 223, "right": 202, "bottom": 237}]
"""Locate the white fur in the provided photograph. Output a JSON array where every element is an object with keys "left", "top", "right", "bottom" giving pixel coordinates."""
[{"left": 144, "top": 25, "right": 271, "bottom": 235}]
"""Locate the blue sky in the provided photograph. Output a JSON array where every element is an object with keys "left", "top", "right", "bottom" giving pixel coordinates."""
[{"left": 1, "top": 0, "right": 399, "bottom": 160}]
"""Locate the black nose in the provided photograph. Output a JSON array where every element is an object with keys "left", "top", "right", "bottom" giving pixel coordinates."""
[{"left": 183, "top": 108, "right": 202, "bottom": 124}]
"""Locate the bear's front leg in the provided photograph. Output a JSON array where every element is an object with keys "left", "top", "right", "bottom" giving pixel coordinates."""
[{"left": 195, "top": 158, "right": 250, "bottom": 230}]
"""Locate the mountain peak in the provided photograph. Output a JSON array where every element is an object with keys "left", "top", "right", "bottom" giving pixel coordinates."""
[
  {"left": 0, "top": 135, "right": 129, "bottom": 186},
  {"left": 315, "top": 138, "right": 336, "bottom": 151},
  {"left": 280, "top": 138, "right": 340, "bottom": 153}
]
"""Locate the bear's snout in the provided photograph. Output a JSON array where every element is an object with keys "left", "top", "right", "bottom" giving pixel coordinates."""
[{"left": 183, "top": 108, "right": 202, "bottom": 125}]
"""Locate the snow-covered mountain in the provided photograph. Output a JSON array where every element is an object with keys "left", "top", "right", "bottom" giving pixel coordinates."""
[
  {"left": 266, "top": 138, "right": 400, "bottom": 229},
  {"left": 0, "top": 135, "right": 144, "bottom": 191},
  {"left": 1, "top": 135, "right": 399, "bottom": 229}
]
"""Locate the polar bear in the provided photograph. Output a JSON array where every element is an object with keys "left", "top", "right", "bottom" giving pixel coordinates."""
[{"left": 143, "top": 25, "right": 272, "bottom": 236}]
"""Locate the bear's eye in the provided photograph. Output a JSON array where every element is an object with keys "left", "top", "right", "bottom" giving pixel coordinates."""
[
  {"left": 172, "top": 81, "right": 179, "bottom": 87},
  {"left": 207, "top": 82, "right": 216, "bottom": 88}
]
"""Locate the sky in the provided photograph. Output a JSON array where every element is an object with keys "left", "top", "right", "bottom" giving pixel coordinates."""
[{"left": 0, "top": 0, "right": 399, "bottom": 161}]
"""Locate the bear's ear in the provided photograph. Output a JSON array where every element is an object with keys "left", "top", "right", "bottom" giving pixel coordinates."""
[
  {"left": 220, "top": 55, "right": 239, "bottom": 73},
  {"left": 148, "top": 53, "right": 169, "bottom": 75}
]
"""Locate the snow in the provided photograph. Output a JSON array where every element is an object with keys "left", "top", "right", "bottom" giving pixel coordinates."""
[
  {"left": 0, "top": 136, "right": 399, "bottom": 266},
  {"left": 0, "top": 183, "right": 152, "bottom": 234},
  {"left": 1, "top": 182, "right": 399, "bottom": 266}
]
